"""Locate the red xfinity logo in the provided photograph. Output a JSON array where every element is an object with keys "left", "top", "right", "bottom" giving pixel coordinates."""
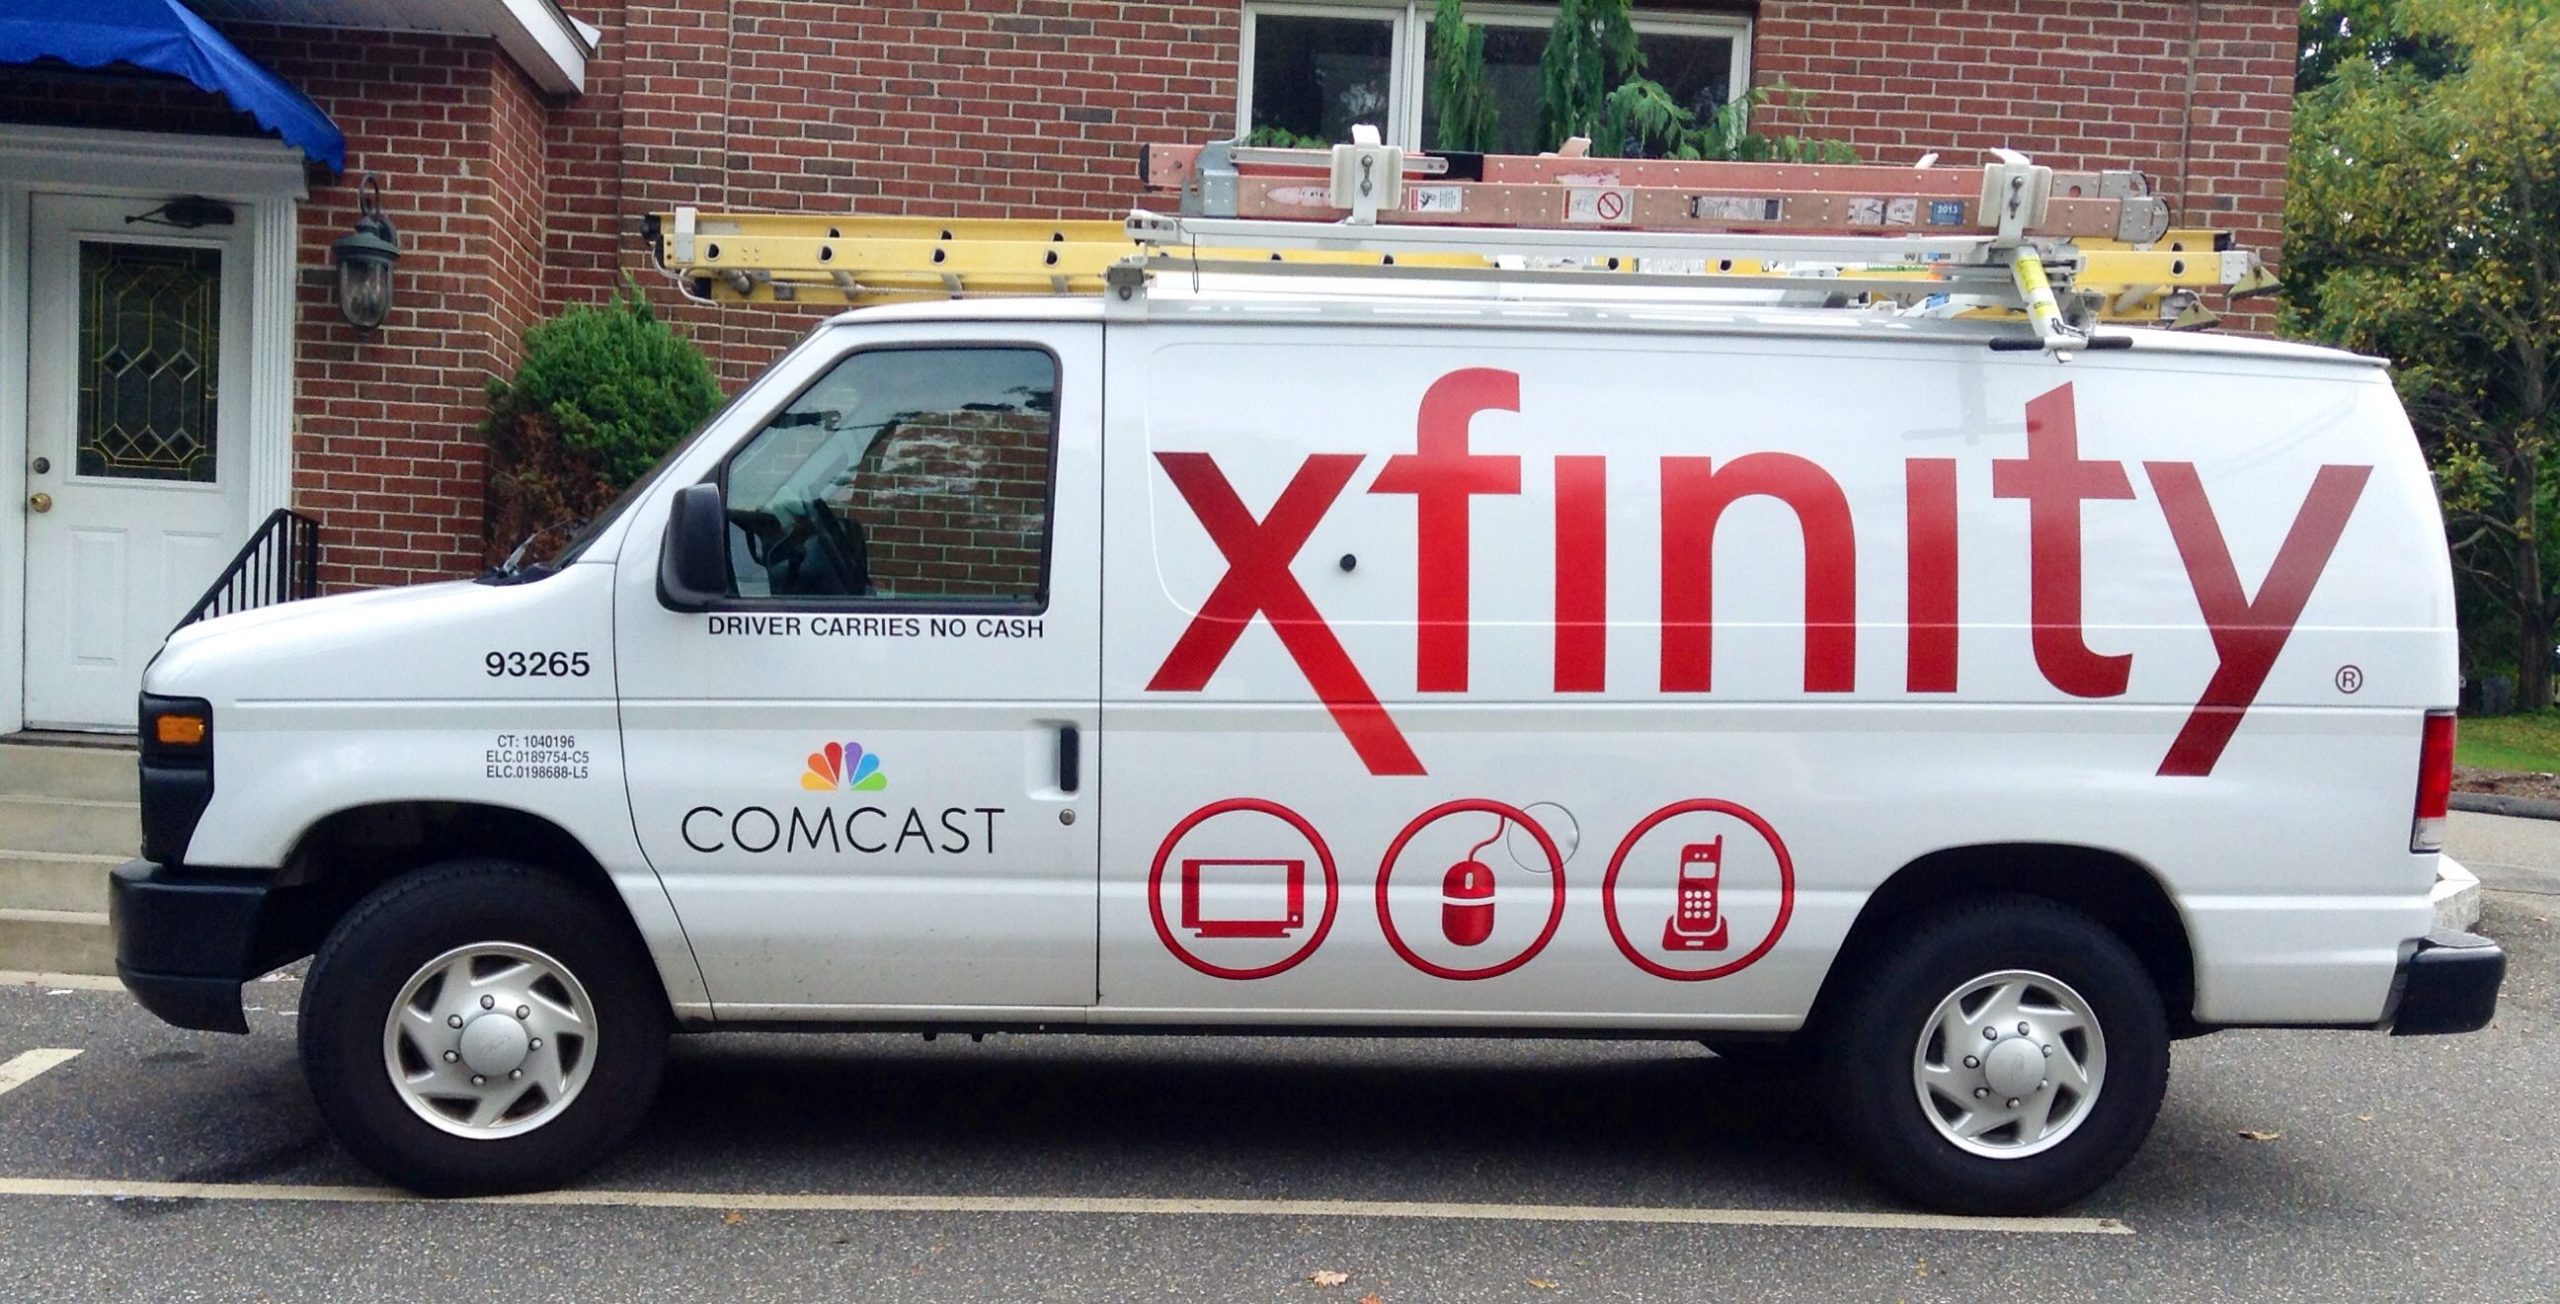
[{"left": 1148, "top": 371, "right": 2370, "bottom": 779}]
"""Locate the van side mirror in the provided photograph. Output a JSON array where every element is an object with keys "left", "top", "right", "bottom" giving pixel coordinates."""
[{"left": 657, "top": 482, "right": 731, "bottom": 612}]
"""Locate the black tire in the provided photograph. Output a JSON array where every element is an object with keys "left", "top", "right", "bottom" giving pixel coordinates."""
[
  {"left": 1822, "top": 894, "right": 2169, "bottom": 1215},
  {"left": 298, "top": 859, "right": 668, "bottom": 1195}
]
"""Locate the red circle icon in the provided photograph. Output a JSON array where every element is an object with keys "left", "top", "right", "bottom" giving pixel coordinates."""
[
  {"left": 1600, "top": 799, "right": 1794, "bottom": 982},
  {"left": 1595, "top": 189, "right": 1627, "bottom": 221},
  {"left": 1375, "top": 799, "right": 1566, "bottom": 981},
  {"left": 1147, "top": 798, "right": 1339, "bottom": 981}
]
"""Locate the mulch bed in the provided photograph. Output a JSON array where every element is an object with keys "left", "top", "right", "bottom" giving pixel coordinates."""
[{"left": 2456, "top": 766, "right": 2560, "bottom": 803}]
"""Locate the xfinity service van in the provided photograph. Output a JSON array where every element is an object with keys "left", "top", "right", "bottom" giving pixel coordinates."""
[{"left": 112, "top": 263, "right": 2503, "bottom": 1215}]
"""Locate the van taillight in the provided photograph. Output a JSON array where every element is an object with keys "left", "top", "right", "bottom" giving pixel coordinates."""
[{"left": 2412, "top": 710, "right": 2456, "bottom": 853}]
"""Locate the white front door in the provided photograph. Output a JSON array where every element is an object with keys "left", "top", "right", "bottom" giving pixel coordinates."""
[{"left": 23, "top": 193, "right": 259, "bottom": 729}]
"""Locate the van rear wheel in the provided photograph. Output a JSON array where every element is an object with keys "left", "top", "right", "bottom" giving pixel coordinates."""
[
  {"left": 1823, "top": 895, "right": 2167, "bottom": 1215},
  {"left": 299, "top": 860, "right": 667, "bottom": 1195}
]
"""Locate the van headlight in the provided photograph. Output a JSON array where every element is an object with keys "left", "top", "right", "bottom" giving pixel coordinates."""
[
  {"left": 138, "top": 694, "right": 215, "bottom": 865},
  {"left": 144, "top": 697, "right": 213, "bottom": 756}
]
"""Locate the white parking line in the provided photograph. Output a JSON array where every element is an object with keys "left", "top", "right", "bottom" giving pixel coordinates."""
[
  {"left": 0, "top": 1050, "right": 81, "bottom": 1097},
  {"left": 0, "top": 971, "right": 124, "bottom": 992},
  {"left": 0, "top": 1175, "right": 2129, "bottom": 1234}
]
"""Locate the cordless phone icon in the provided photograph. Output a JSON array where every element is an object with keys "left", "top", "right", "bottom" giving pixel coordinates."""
[{"left": 1661, "top": 837, "right": 1729, "bottom": 952}]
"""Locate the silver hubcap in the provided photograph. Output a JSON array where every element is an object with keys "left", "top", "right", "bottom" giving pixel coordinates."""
[
  {"left": 381, "top": 942, "right": 596, "bottom": 1139},
  {"left": 1912, "top": 969, "right": 2104, "bottom": 1159}
]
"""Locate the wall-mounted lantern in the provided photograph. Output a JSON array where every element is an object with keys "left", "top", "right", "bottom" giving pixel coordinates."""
[{"left": 330, "top": 175, "right": 401, "bottom": 333}]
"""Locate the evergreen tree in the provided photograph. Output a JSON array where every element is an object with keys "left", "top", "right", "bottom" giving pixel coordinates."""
[
  {"left": 1429, "top": 0, "right": 1499, "bottom": 153},
  {"left": 1535, "top": 0, "right": 1641, "bottom": 151}
]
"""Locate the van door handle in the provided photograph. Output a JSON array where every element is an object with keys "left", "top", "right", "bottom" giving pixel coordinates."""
[{"left": 1057, "top": 725, "right": 1081, "bottom": 795}]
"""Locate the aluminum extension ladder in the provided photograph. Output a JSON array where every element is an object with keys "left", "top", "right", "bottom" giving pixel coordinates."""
[{"left": 649, "top": 128, "right": 2278, "bottom": 351}]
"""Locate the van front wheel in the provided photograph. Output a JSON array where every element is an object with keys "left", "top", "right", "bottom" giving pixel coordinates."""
[
  {"left": 1824, "top": 896, "right": 2168, "bottom": 1215},
  {"left": 298, "top": 860, "right": 667, "bottom": 1195}
]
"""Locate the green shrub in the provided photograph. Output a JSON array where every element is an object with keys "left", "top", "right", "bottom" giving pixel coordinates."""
[
  {"left": 1536, "top": 0, "right": 1853, "bottom": 162},
  {"left": 1602, "top": 80, "right": 1860, "bottom": 163},
  {"left": 483, "top": 282, "right": 722, "bottom": 563},
  {"left": 1243, "top": 124, "right": 1329, "bottom": 149}
]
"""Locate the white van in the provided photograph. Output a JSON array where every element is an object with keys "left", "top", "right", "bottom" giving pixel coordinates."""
[{"left": 112, "top": 280, "right": 2502, "bottom": 1215}]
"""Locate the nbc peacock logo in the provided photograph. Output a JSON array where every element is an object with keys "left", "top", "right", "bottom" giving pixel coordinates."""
[{"left": 801, "top": 741, "right": 887, "bottom": 792}]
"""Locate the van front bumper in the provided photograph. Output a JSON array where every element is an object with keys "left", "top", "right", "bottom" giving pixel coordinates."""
[
  {"left": 2388, "top": 929, "right": 2505, "bottom": 1036},
  {"left": 110, "top": 859, "right": 291, "bottom": 1035}
]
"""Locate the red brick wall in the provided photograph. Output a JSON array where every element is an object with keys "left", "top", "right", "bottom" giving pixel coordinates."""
[
  {"left": 485, "top": 56, "right": 552, "bottom": 373},
  {"left": 227, "top": 27, "right": 558, "bottom": 589},
  {"left": 543, "top": 5, "right": 630, "bottom": 312},
  {"left": 1751, "top": 0, "right": 2294, "bottom": 329},
  {"left": 594, "top": 0, "right": 1241, "bottom": 389}
]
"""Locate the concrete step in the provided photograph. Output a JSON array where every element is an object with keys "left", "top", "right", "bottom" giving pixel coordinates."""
[
  {"left": 2435, "top": 856, "right": 2483, "bottom": 933},
  {"left": 0, "top": 908, "right": 113, "bottom": 976},
  {"left": 0, "top": 795, "right": 141, "bottom": 859},
  {"left": 0, "top": 741, "right": 136, "bottom": 804},
  {"left": 0, "top": 850, "right": 119, "bottom": 913}
]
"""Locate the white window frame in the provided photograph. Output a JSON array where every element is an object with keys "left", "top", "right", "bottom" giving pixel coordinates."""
[
  {"left": 1236, "top": 1, "right": 1753, "bottom": 148},
  {"left": 1238, "top": 2, "right": 1418, "bottom": 144}
]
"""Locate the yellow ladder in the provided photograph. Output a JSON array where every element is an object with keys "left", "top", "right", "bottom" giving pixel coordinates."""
[{"left": 647, "top": 133, "right": 2279, "bottom": 343}]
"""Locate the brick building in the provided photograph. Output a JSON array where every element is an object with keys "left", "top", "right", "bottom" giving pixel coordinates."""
[{"left": 0, "top": 0, "right": 2295, "bottom": 731}]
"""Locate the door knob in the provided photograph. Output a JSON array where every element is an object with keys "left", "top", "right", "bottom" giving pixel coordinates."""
[{"left": 28, "top": 493, "right": 51, "bottom": 514}]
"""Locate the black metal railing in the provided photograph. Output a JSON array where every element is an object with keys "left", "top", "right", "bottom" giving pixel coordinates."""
[{"left": 173, "top": 508, "right": 322, "bottom": 633}]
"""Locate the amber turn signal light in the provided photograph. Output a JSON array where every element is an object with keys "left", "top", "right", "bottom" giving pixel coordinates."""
[{"left": 155, "top": 714, "right": 209, "bottom": 746}]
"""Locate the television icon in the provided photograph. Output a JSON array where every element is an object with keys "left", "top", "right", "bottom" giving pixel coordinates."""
[{"left": 1179, "top": 857, "right": 1306, "bottom": 939}]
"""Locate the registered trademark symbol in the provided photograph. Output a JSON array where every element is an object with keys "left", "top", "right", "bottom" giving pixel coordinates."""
[{"left": 2335, "top": 664, "right": 2364, "bottom": 694}]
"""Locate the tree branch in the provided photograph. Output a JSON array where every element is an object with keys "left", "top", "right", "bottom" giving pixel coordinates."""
[{"left": 2449, "top": 523, "right": 2503, "bottom": 552}]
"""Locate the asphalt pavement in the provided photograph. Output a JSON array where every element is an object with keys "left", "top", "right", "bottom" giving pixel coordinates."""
[{"left": 0, "top": 816, "right": 2551, "bottom": 1301}]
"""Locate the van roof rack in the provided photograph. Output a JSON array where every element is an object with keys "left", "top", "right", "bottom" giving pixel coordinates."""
[{"left": 647, "top": 129, "right": 2279, "bottom": 354}]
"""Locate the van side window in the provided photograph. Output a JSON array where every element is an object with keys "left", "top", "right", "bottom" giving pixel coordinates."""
[{"left": 721, "top": 346, "right": 1057, "bottom": 604}]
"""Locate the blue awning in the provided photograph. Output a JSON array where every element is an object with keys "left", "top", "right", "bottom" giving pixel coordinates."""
[{"left": 0, "top": 0, "right": 344, "bottom": 171}]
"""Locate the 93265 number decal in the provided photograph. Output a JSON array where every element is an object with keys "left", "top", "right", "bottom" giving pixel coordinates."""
[{"left": 485, "top": 651, "right": 592, "bottom": 678}]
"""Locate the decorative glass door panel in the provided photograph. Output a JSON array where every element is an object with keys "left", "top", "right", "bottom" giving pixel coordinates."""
[{"left": 76, "top": 241, "right": 223, "bottom": 484}]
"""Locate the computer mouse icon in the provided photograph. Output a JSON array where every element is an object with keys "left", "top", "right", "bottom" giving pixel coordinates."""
[{"left": 1442, "top": 859, "right": 1496, "bottom": 946}]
